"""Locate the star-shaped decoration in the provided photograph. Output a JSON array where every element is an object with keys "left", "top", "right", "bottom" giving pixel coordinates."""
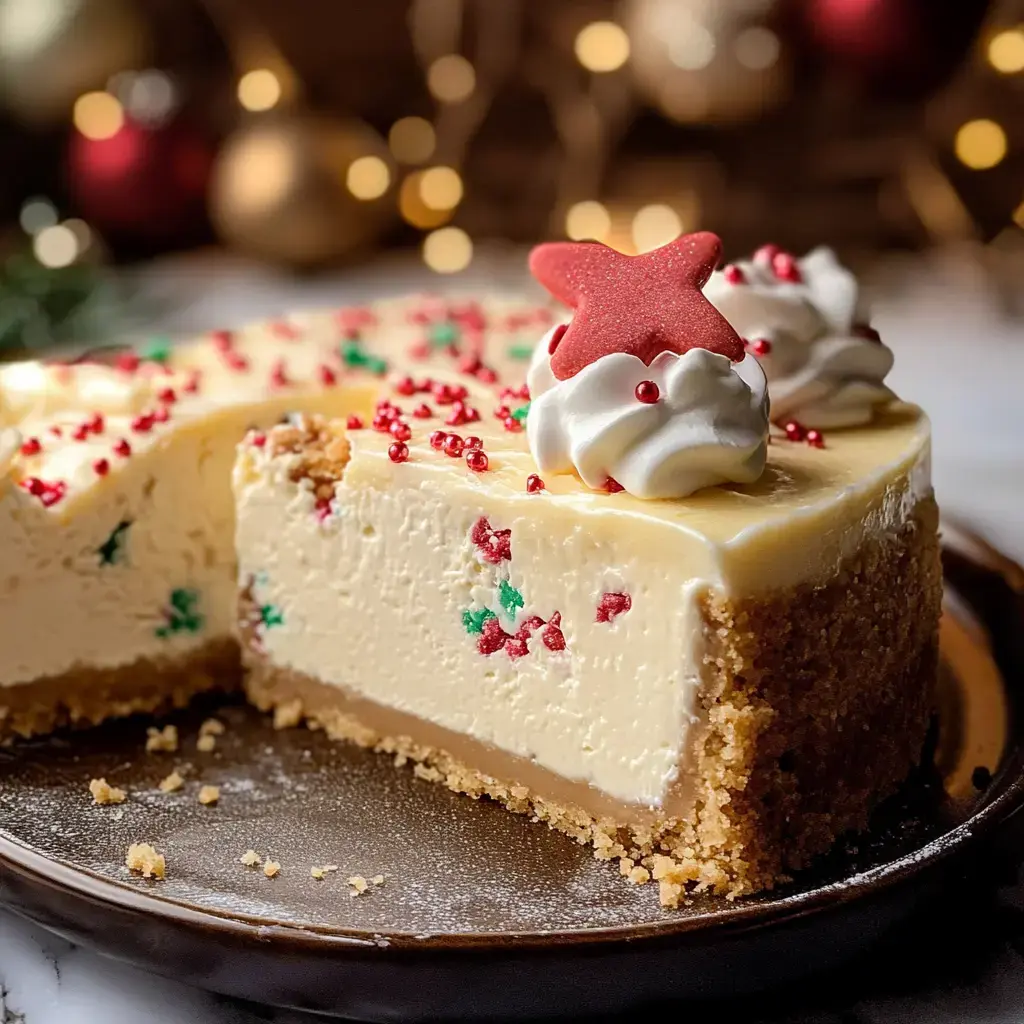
[{"left": 529, "top": 232, "right": 744, "bottom": 381}]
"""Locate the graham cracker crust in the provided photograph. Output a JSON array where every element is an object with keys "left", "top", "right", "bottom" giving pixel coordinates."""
[
  {"left": 0, "top": 639, "right": 241, "bottom": 742},
  {"left": 241, "top": 496, "right": 942, "bottom": 905}
]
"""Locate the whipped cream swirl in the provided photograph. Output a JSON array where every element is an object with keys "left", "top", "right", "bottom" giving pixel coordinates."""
[
  {"left": 526, "top": 327, "right": 769, "bottom": 500},
  {"left": 704, "top": 247, "right": 894, "bottom": 429}
]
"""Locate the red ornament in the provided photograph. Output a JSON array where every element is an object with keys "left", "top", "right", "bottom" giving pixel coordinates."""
[
  {"left": 529, "top": 233, "right": 743, "bottom": 380},
  {"left": 346, "top": 415, "right": 364, "bottom": 430},
  {"left": 526, "top": 474, "right": 544, "bottom": 494},
  {"left": 388, "top": 441, "right": 410, "bottom": 464},
  {"left": 466, "top": 450, "right": 489, "bottom": 473},
  {"left": 635, "top": 380, "right": 660, "bottom": 404},
  {"left": 67, "top": 113, "right": 214, "bottom": 248}
]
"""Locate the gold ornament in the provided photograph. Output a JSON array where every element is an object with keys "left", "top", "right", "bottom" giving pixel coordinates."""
[
  {"left": 624, "top": 0, "right": 789, "bottom": 125},
  {"left": 0, "top": 0, "right": 149, "bottom": 125},
  {"left": 209, "top": 114, "right": 396, "bottom": 267}
]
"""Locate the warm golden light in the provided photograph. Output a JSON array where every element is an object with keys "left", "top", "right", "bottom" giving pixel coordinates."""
[
  {"left": 346, "top": 156, "right": 391, "bottom": 200},
  {"left": 399, "top": 173, "right": 452, "bottom": 228},
  {"left": 63, "top": 218, "right": 93, "bottom": 252},
  {"left": 33, "top": 224, "right": 78, "bottom": 268},
  {"left": 19, "top": 197, "right": 57, "bottom": 236},
  {"left": 565, "top": 200, "right": 611, "bottom": 241},
  {"left": 419, "top": 166, "right": 463, "bottom": 210},
  {"left": 423, "top": 227, "right": 473, "bottom": 273},
  {"left": 389, "top": 117, "right": 436, "bottom": 164},
  {"left": 988, "top": 29, "right": 1024, "bottom": 74},
  {"left": 73, "top": 92, "right": 124, "bottom": 141},
  {"left": 427, "top": 55, "right": 476, "bottom": 103},
  {"left": 632, "top": 204, "right": 683, "bottom": 253},
  {"left": 574, "top": 21, "right": 631, "bottom": 72},
  {"left": 734, "top": 26, "right": 780, "bottom": 70},
  {"left": 668, "top": 18, "right": 715, "bottom": 70},
  {"left": 955, "top": 119, "right": 1008, "bottom": 170},
  {"left": 238, "top": 69, "right": 282, "bottom": 112},
  {"left": 1013, "top": 198, "right": 1024, "bottom": 228}
]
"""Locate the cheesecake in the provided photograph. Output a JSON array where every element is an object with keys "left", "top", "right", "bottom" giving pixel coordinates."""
[{"left": 0, "top": 234, "right": 941, "bottom": 904}]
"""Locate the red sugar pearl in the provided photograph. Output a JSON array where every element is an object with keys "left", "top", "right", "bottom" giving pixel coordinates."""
[
  {"left": 772, "top": 251, "right": 802, "bottom": 283},
  {"left": 211, "top": 329, "right": 234, "bottom": 350},
  {"left": 346, "top": 415, "right": 364, "bottom": 430},
  {"left": 548, "top": 323, "right": 568, "bottom": 355},
  {"left": 250, "top": 431, "right": 267, "bottom": 448},
  {"left": 395, "top": 376, "right": 417, "bottom": 396},
  {"left": 93, "top": 458, "right": 110, "bottom": 477},
  {"left": 466, "top": 449, "right": 489, "bottom": 473},
  {"left": 388, "top": 441, "right": 409, "bottom": 464},
  {"left": 784, "top": 421, "right": 806, "bottom": 442},
  {"left": 723, "top": 264, "right": 745, "bottom": 285},
  {"left": 317, "top": 364, "right": 337, "bottom": 387},
  {"left": 183, "top": 370, "right": 201, "bottom": 393},
  {"left": 389, "top": 420, "right": 412, "bottom": 442},
  {"left": 503, "top": 415, "right": 522, "bottom": 433},
  {"left": 87, "top": 412, "right": 104, "bottom": 434},
  {"left": 412, "top": 403, "right": 432, "bottom": 419},
  {"left": 747, "top": 338, "right": 772, "bottom": 356},
  {"left": 157, "top": 387, "right": 177, "bottom": 404},
  {"left": 494, "top": 405, "right": 511, "bottom": 420},
  {"left": 476, "top": 366, "right": 497, "bottom": 384},
  {"left": 526, "top": 473, "right": 544, "bottom": 494},
  {"left": 458, "top": 355, "right": 481, "bottom": 375},
  {"left": 372, "top": 413, "right": 394, "bottom": 433},
  {"left": 269, "top": 359, "right": 289, "bottom": 388},
  {"left": 19, "top": 437, "right": 41, "bottom": 456},
  {"left": 635, "top": 380, "right": 660, "bottom": 404},
  {"left": 49, "top": 426, "right": 63, "bottom": 437},
  {"left": 113, "top": 439, "right": 132, "bottom": 458},
  {"left": 429, "top": 430, "right": 448, "bottom": 450},
  {"left": 71, "top": 423, "right": 90, "bottom": 442},
  {"left": 754, "top": 243, "right": 780, "bottom": 265},
  {"left": 464, "top": 436, "right": 482, "bottom": 450},
  {"left": 152, "top": 405, "right": 170, "bottom": 423},
  {"left": 806, "top": 429, "right": 825, "bottom": 449},
  {"left": 131, "top": 413, "right": 155, "bottom": 433},
  {"left": 115, "top": 351, "right": 140, "bottom": 373},
  {"left": 443, "top": 434, "right": 464, "bottom": 458}
]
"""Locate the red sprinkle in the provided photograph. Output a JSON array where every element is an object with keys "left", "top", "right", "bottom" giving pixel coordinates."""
[
  {"left": 466, "top": 450, "right": 489, "bottom": 472},
  {"left": 604, "top": 477, "right": 624, "bottom": 493},
  {"left": 784, "top": 421, "right": 806, "bottom": 442},
  {"left": 20, "top": 477, "right": 66, "bottom": 507},
  {"left": 388, "top": 441, "right": 410, "bottom": 464},
  {"left": 317, "top": 364, "right": 337, "bottom": 387},
  {"left": 526, "top": 473, "right": 544, "bottom": 493},
  {"left": 635, "top": 380, "right": 660, "bottom": 404},
  {"left": 250, "top": 431, "right": 267, "bottom": 448},
  {"left": 157, "top": 387, "right": 177, "bottom": 404},
  {"left": 478, "top": 618, "right": 512, "bottom": 656},
  {"left": 443, "top": 434, "right": 464, "bottom": 458},
  {"left": 71, "top": 423, "right": 90, "bottom": 441},
  {"left": 548, "top": 323, "right": 568, "bottom": 355},
  {"left": 596, "top": 592, "right": 632, "bottom": 623},
  {"left": 429, "top": 430, "right": 447, "bottom": 450},
  {"left": 346, "top": 415, "right": 364, "bottom": 430},
  {"left": 93, "top": 458, "right": 110, "bottom": 476},
  {"left": 113, "top": 439, "right": 132, "bottom": 458},
  {"left": 772, "top": 251, "right": 802, "bottom": 283},
  {"left": 269, "top": 359, "right": 289, "bottom": 388},
  {"left": 806, "top": 429, "right": 825, "bottom": 448},
  {"left": 476, "top": 367, "right": 498, "bottom": 384},
  {"left": 723, "top": 264, "right": 746, "bottom": 285},
  {"left": 541, "top": 611, "right": 566, "bottom": 652},
  {"left": 19, "top": 437, "right": 41, "bottom": 457},
  {"left": 494, "top": 405, "right": 511, "bottom": 420},
  {"left": 131, "top": 413, "right": 155, "bottom": 433},
  {"left": 389, "top": 420, "right": 412, "bottom": 442},
  {"left": 747, "top": 338, "right": 772, "bottom": 356},
  {"left": 504, "top": 636, "right": 528, "bottom": 659},
  {"left": 87, "top": 412, "right": 104, "bottom": 434},
  {"left": 395, "top": 376, "right": 417, "bottom": 396},
  {"left": 412, "top": 403, "right": 432, "bottom": 419},
  {"left": 470, "top": 517, "right": 511, "bottom": 563}
]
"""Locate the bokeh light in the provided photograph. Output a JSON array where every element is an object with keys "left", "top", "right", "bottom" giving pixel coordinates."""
[
  {"left": 955, "top": 119, "right": 1008, "bottom": 170},
  {"left": 632, "top": 204, "right": 683, "bottom": 253},
  {"left": 238, "top": 69, "right": 282, "bottom": 112},
  {"left": 419, "top": 166, "right": 463, "bottom": 210},
  {"left": 389, "top": 117, "right": 436, "bottom": 164},
  {"left": 423, "top": 227, "right": 473, "bottom": 273},
  {"left": 988, "top": 29, "right": 1024, "bottom": 74},
  {"left": 346, "top": 156, "right": 391, "bottom": 200},
  {"left": 72, "top": 92, "right": 124, "bottom": 141},
  {"left": 668, "top": 18, "right": 715, "bottom": 70},
  {"left": 734, "top": 27, "right": 780, "bottom": 70},
  {"left": 427, "top": 55, "right": 476, "bottom": 103},
  {"left": 33, "top": 224, "right": 78, "bottom": 268},
  {"left": 19, "top": 197, "right": 57, "bottom": 236},
  {"left": 399, "top": 172, "right": 452, "bottom": 228},
  {"left": 574, "top": 21, "right": 631, "bottom": 72},
  {"left": 565, "top": 200, "right": 611, "bottom": 241}
]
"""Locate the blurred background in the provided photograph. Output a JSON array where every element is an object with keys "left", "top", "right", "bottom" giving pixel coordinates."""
[{"left": 0, "top": 0, "right": 1021, "bottom": 353}]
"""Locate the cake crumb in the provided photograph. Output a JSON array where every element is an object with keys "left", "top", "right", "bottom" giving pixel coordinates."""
[
  {"left": 126, "top": 842, "right": 165, "bottom": 879},
  {"left": 263, "top": 859, "right": 281, "bottom": 878},
  {"left": 371, "top": 874, "right": 385, "bottom": 886},
  {"left": 196, "top": 734, "right": 217, "bottom": 753},
  {"left": 310, "top": 864, "right": 338, "bottom": 879},
  {"left": 145, "top": 724, "right": 178, "bottom": 752},
  {"left": 273, "top": 699, "right": 303, "bottom": 729},
  {"left": 347, "top": 875, "right": 369, "bottom": 895},
  {"left": 240, "top": 849, "right": 261, "bottom": 867},
  {"left": 89, "top": 778, "right": 125, "bottom": 805},
  {"left": 197, "top": 785, "right": 220, "bottom": 805},
  {"left": 158, "top": 770, "right": 184, "bottom": 793},
  {"left": 199, "top": 717, "right": 225, "bottom": 736}
]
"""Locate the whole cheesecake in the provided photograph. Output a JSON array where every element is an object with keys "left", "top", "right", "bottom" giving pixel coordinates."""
[{"left": 0, "top": 235, "right": 941, "bottom": 905}]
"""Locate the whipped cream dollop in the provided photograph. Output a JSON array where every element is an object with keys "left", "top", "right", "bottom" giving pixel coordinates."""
[
  {"left": 527, "top": 327, "right": 769, "bottom": 499},
  {"left": 704, "top": 247, "right": 894, "bottom": 429}
]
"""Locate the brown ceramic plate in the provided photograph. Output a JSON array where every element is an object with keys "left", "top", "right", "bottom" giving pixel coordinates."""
[{"left": 0, "top": 536, "right": 1022, "bottom": 1021}]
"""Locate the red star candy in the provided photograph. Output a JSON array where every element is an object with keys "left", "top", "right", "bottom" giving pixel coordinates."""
[{"left": 528, "top": 231, "right": 744, "bottom": 380}]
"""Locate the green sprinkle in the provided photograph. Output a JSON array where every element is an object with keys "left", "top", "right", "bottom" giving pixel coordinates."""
[
  {"left": 155, "top": 588, "right": 204, "bottom": 638},
  {"left": 428, "top": 322, "right": 460, "bottom": 347},
  {"left": 510, "top": 402, "right": 530, "bottom": 423},
  {"left": 340, "top": 339, "right": 388, "bottom": 376},
  {"left": 139, "top": 336, "right": 172, "bottom": 363},
  {"left": 97, "top": 520, "right": 131, "bottom": 566},
  {"left": 498, "top": 579, "right": 524, "bottom": 620},
  {"left": 260, "top": 604, "right": 284, "bottom": 629},
  {"left": 462, "top": 608, "right": 497, "bottom": 635},
  {"left": 506, "top": 344, "right": 534, "bottom": 361}
]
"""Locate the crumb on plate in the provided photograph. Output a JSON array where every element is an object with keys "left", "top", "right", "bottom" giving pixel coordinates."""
[
  {"left": 126, "top": 842, "right": 165, "bottom": 879},
  {"left": 198, "top": 784, "right": 220, "bottom": 805},
  {"left": 158, "top": 770, "right": 184, "bottom": 793},
  {"left": 89, "top": 778, "right": 125, "bottom": 805},
  {"left": 145, "top": 724, "right": 178, "bottom": 753}
]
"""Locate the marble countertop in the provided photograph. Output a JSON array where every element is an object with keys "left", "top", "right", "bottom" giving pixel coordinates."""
[{"left": 2, "top": 248, "right": 1023, "bottom": 1022}]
